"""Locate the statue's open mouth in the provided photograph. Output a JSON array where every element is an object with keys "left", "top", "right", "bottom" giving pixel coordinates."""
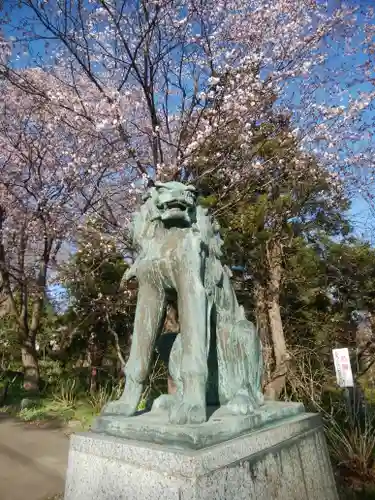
[
  {"left": 159, "top": 199, "right": 192, "bottom": 224},
  {"left": 162, "top": 200, "right": 188, "bottom": 211}
]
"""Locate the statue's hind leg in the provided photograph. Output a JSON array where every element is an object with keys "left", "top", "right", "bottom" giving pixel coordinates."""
[{"left": 103, "top": 283, "right": 166, "bottom": 416}]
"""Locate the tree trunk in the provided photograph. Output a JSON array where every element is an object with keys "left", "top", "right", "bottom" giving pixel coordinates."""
[
  {"left": 90, "top": 367, "right": 98, "bottom": 394},
  {"left": 254, "top": 281, "right": 272, "bottom": 389},
  {"left": 87, "top": 336, "right": 106, "bottom": 394},
  {"left": 265, "top": 241, "right": 289, "bottom": 400},
  {"left": 355, "top": 315, "right": 374, "bottom": 377},
  {"left": 266, "top": 294, "right": 288, "bottom": 399},
  {"left": 21, "top": 339, "right": 40, "bottom": 392}
]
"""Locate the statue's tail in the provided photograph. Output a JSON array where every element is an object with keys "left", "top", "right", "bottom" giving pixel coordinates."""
[{"left": 216, "top": 316, "right": 264, "bottom": 408}]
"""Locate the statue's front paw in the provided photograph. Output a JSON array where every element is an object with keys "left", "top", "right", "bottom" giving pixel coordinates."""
[
  {"left": 102, "top": 380, "right": 143, "bottom": 416},
  {"left": 226, "top": 392, "right": 256, "bottom": 416},
  {"left": 101, "top": 400, "right": 136, "bottom": 416},
  {"left": 152, "top": 394, "right": 176, "bottom": 412},
  {"left": 169, "top": 402, "right": 206, "bottom": 425}
]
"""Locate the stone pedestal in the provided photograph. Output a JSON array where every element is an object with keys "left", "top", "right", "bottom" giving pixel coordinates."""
[{"left": 64, "top": 412, "right": 338, "bottom": 500}]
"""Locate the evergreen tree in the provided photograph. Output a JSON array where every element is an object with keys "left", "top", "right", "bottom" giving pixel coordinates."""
[{"left": 60, "top": 220, "right": 135, "bottom": 392}]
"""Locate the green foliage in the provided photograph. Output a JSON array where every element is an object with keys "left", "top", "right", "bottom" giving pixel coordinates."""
[
  {"left": 282, "top": 236, "right": 375, "bottom": 349},
  {"left": 0, "top": 295, "right": 60, "bottom": 370},
  {"left": 324, "top": 240, "right": 375, "bottom": 315},
  {"left": 59, "top": 219, "right": 135, "bottom": 371},
  {"left": 52, "top": 379, "right": 78, "bottom": 408},
  {"left": 87, "top": 380, "right": 125, "bottom": 413},
  {"left": 197, "top": 194, "right": 217, "bottom": 208},
  {"left": 38, "top": 359, "right": 65, "bottom": 385},
  {"left": 286, "top": 345, "right": 375, "bottom": 496}
]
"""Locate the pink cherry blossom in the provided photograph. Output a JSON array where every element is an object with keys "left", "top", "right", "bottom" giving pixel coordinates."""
[{"left": 0, "top": 0, "right": 371, "bottom": 193}]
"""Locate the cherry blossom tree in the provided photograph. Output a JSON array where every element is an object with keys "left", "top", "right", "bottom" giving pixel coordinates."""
[
  {"left": 1, "top": 0, "right": 374, "bottom": 189},
  {"left": 0, "top": 78, "right": 134, "bottom": 390}
]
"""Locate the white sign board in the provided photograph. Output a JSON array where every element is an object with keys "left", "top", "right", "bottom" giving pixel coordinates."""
[{"left": 332, "top": 348, "right": 354, "bottom": 388}]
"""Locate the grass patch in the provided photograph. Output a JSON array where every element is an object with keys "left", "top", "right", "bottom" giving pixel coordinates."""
[
  {"left": 1, "top": 396, "right": 97, "bottom": 430},
  {"left": 0, "top": 372, "right": 153, "bottom": 432},
  {"left": 0, "top": 376, "right": 100, "bottom": 430}
]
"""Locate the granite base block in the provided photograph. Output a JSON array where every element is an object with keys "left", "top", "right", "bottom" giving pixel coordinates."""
[{"left": 64, "top": 413, "right": 339, "bottom": 500}]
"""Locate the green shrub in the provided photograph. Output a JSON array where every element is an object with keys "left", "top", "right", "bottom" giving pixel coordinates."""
[
  {"left": 286, "top": 346, "right": 375, "bottom": 493},
  {"left": 88, "top": 381, "right": 124, "bottom": 414},
  {"left": 52, "top": 378, "right": 78, "bottom": 408},
  {"left": 39, "top": 359, "right": 65, "bottom": 386}
]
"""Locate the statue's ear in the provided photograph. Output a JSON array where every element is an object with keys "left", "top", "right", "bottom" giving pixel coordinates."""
[
  {"left": 142, "top": 191, "right": 152, "bottom": 202},
  {"left": 142, "top": 180, "right": 157, "bottom": 201}
]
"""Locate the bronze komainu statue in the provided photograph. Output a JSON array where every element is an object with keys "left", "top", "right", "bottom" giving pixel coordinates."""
[{"left": 103, "top": 181, "right": 263, "bottom": 424}]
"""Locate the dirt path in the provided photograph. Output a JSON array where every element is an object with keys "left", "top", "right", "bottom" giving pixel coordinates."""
[{"left": 0, "top": 414, "right": 69, "bottom": 500}]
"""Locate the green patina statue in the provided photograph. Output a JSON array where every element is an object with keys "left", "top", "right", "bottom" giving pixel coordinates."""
[{"left": 101, "top": 181, "right": 264, "bottom": 425}]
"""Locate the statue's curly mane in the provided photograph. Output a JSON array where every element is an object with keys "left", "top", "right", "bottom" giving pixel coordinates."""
[
  {"left": 195, "top": 206, "right": 223, "bottom": 259},
  {"left": 131, "top": 194, "right": 161, "bottom": 253}
]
